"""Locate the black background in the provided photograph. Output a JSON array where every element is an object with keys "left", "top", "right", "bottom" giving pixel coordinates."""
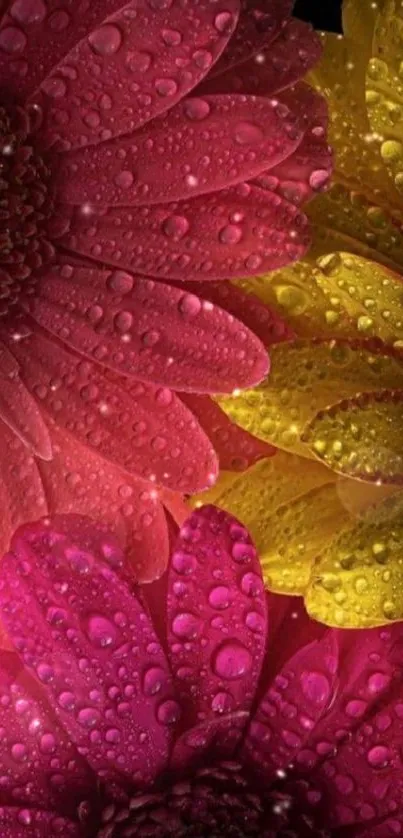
[{"left": 293, "top": 0, "right": 343, "bottom": 32}]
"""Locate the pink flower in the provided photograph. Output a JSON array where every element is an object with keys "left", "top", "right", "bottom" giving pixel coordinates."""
[
  {"left": 0, "top": 506, "right": 400, "bottom": 836},
  {"left": 0, "top": 0, "right": 331, "bottom": 576}
]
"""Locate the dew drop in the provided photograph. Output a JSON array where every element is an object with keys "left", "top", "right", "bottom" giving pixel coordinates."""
[
  {"left": 219, "top": 224, "right": 243, "bottom": 245},
  {"left": 157, "top": 699, "right": 181, "bottom": 725},
  {"left": 183, "top": 97, "right": 211, "bottom": 121},
  {"left": 162, "top": 214, "right": 189, "bottom": 240},
  {"left": 172, "top": 612, "right": 201, "bottom": 640},
  {"left": 179, "top": 293, "right": 202, "bottom": 317},
  {"left": 85, "top": 615, "right": 118, "bottom": 649},
  {"left": 89, "top": 24, "right": 122, "bottom": 56},
  {"left": 142, "top": 666, "right": 167, "bottom": 696},
  {"left": 301, "top": 671, "right": 331, "bottom": 705},
  {"left": 208, "top": 585, "right": 230, "bottom": 610},
  {"left": 367, "top": 745, "right": 390, "bottom": 768},
  {"left": 10, "top": 0, "right": 46, "bottom": 24},
  {"left": 213, "top": 640, "right": 252, "bottom": 680},
  {"left": 234, "top": 121, "right": 264, "bottom": 145},
  {"left": 214, "top": 11, "right": 235, "bottom": 33}
]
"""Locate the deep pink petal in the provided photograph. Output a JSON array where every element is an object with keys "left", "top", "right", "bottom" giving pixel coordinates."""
[
  {"left": 356, "top": 816, "right": 403, "bottom": 837},
  {"left": 24, "top": 265, "right": 269, "bottom": 393},
  {"left": 0, "top": 424, "right": 48, "bottom": 557},
  {"left": 0, "top": 515, "right": 174, "bottom": 786},
  {"left": 242, "top": 631, "right": 339, "bottom": 780},
  {"left": 38, "top": 425, "right": 169, "bottom": 583},
  {"left": 7, "top": 328, "right": 218, "bottom": 492},
  {"left": 201, "top": 19, "right": 322, "bottom": 97},
  {"left": 171, "top": 712, "right": 249, "bottom": 770},
  {"left": 254, "top": 84, "right": 332, "bottom": 206},
  {"left": 0, "top": 0, "right": 141, "bottom": 100},
  {"left": 209, "top": 0, "right": 293, "bottom": 80},
  {"left": 0, "top": 339, "right": 51, "bottom": 460},
  {"left": 0, "top": 807, "right": 79, "bottom": 836},
  {"left": 302, "top": 627, "right": 403, "bottom": 829},
  {"left": 0, "top": 654, "right": 94, "bottom": 813},
  {"left": 177, "top": 280, "right": 295, "bottom": 346},
  {"left": 59, "top": 183, "right": 310, "bottom": 280},
  {"left": 166, "top": 506, "right": 267, "bottom": 746},
  {"left": 56, "top": 94, "right": 303, "bottom": 206},
  {"left": 180, "top": 394, "right": 275, "bottom": 471},
  {"left": 31, "top": 0, "right": 241, "bottom": 151}
]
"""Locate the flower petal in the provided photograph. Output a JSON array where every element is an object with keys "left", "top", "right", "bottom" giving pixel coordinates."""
[
  {"left": 25, "top": 266, "right": 269, "bottom": 393},
  {"left": 32, "top": 0, "right": 241, "bottom": 150},
  {"left": 37, "top": 425, "right": 169, "bottom": 583},
  {"left": 0, "top": 806, "right": 79, "bottom": 835},
  {"left": 167, "top": 506, "right": 267, "bottom": 741},
  {"left": 202, "top": 20, "right": 322, "bottom": 97},
  {"left": 209, "top": 0, "right": 293, "bottom": 79},
  {"left": 0, "top": 654, "right": 94, "bottom": 813},
  {"left": 193, "top": 453, "right": 338, "bottom": 594},
  {"left": 303, "top": 389, "right": 403, "bottom": 484},
  {"left": 56, "top": 94, "right": 303, "bottom": 206},
  {"left": 0, "top": 340, "right": 52, "bottom": 461},
  {"left": 9, "top": 328, "right": 218, "bottom": 492},
  {"left": 60, "top": 184, "right": 310, "bottom": 280},
  {"left": 0, "top": 425, "right": 48, "bottom": 558},
  {"left": 0, "top": 0, "right": 136, "bottom": 99},
  {"left": 306, "top": 492, "right": 403, "bottom": 627},
  {"left": 0, "top": 515, "right": 174, "bottom": 785},
  {"left": 218, "top": 340, "right": 403, "bottom": 458},
  {"left": 242, "top": 631, "right": 339, "bottom": 781},
  {"left": 180, "top": 394, "right": 275, "bottom": 471}
]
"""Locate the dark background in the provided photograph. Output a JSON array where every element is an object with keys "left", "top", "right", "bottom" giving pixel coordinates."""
[{"left": 293, "top": 0, "right": 343, "bottom": 32}]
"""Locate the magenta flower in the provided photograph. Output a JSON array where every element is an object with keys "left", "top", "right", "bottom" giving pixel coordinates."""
[
  {"left": 0, "top": 506, "right": 401, "bottom": 836},
  {"left": 0, "top": 0, "right": 330, "bottom": 576}
]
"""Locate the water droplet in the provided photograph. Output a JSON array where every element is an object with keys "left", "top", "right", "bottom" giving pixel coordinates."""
[
  {"left": 172, "top": 551, "right": 197, "bottom": 575},
  {"left": 78, "top": 707, "right": 101, "bottom": 728},
  {"left": 208, "top": 585, "right": 230, "bottom": 610},
  {"left": 234, "top": 121, "right": 264, "bottom": 145},
  {"left": 85, "top": 615, "right": 118, "bottom": 649},
  {"left": 213, "top": 640, "right": 252, "bottom": 680},
  {"left": 10, "top": 0, "right": 46, "bottom": 24},
  {"left": 179, "top": 293, "right": 201, "bottom": 317},
  {"left": 0, "top": 25, "right": 27, "bottom": 53},
  {"left": 183, "top": 97, "right": 211, "bottom": 121},
  {"left": 219, "top": 224, "right": 243, "bottom": 245},
  {"left": 214, "top": 11, "right": 235, "bottom": 33},
  {"left": 245, "top": 610, "right": 265, "bottom": 633},
  {"left": 114, "top": 170, "right": 134, "bottom": 189},
  {"left": 367, "top": 745, "right": 390, "bottom": 768},
  {"left": 142, "top": 666, "right": 167, "bottom": 696},
  {"left": 368, "top": 672, "right": 391, "bottom": 694},
  {"left": 301, "top": 671, "right": 331, "bottom": 705},
  {"left": 89, "top": 24, "right": 122, "bottom": 56},
  {"left": 172, "top": 612, "right": 201, "bottom": 640},
  {"left": 345, "top": 699, "right": 367, "bottom": 718},
  {"left": 162, "top": 28, "right": 182, "bottom": 46},
  {"left": 309, "top": 169, "right": 330, "bottom": 191},
  {"left": 231, "top": 541, "right": 256, "bottom": 563},
  {"left": 157, "top": 699, "right": 181, "bottom": 725},
  {"left": 240, "top": 572, "right": 263, "bottom": 598},
  {"left": 155, "top": 77, "right": 178, "bottom": 97},
  {"left": 114, "top": 310, "right": 133, "bottom": 333},
  {"left": 39, "top": 733, "right": 56, "bottom": 754}
]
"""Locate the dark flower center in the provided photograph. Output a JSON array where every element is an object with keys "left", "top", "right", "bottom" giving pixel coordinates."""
[
  {"left": 0, "top": 101, "right": 54, "bottom": 319},
  {"left": 90, "top": 762, "right": 329, "bottom": 837}
]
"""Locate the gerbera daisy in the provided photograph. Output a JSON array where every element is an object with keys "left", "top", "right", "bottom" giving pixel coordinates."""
[
  {"left": 0, "top": 0, "right": 332, "bottom": 577},
  {"left": 214, "top": 0, "right": 403, "bottom": 629},
  {"left": 0, "top": 505, "right": 403, "bottom": 836}
]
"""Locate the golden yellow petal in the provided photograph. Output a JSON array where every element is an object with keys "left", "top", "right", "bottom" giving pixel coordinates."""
[
  {"left": 303, "top": 389, "right": 403, "bottom": 483},
  {"left": 218, "top": 341, "right": 403, "bottom": 459},
  {"left": 306, "top": 491, "right": 403, "bottom": 627},
  {"left": 189, "top": 470, "right": 240, "bottom": 510},
  {"left": 237, "top": 251, "right": 403, "bottom": 346},
  {"left": 342, "top": 0, "right": 384, "bottom": 51}
]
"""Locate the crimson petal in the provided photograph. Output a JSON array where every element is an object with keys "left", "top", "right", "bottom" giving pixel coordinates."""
[
  {"left": 0, "top": 656, "right": 94, "bottom": 813},
  {"left": 0, "top": 339, "right": 52, "bottom": 460},
  {"left": 25, "top": 266, "right": 269, "bottom": 392},
  {"left": 0, "top": 515, "right": 174, "bottom": 786},
  {"left": 167, "top": 507, "right": 267, "bottom": 740},
  {"left": 201, "top": 19, "right": 322, "bottom": 98},
  {"left": 60, "top": 183, "right": 310, "bottom": 280},
  {"left": 30, "top": 0, "right": 241, "bottom": 150},
  {"left": 8, "top": 328, "right": 218, "bottom": 492},
  {"left": 180, "top": 394, "right": 275, "bottom": 471},
  {"left": 0, "top": 806, "right": 79, "bottom": 835},
  {"left": 209, "top": 0, "right": 293, "bottom": 79},
  {"left": 37, "top": 425, "right": 169, "bottom": 583},
  {"left": 0, "top": 424, "right": 48, "bottom": 557},
  {"left": 56, "top": 93, "right": 303, "bottom": 206}
]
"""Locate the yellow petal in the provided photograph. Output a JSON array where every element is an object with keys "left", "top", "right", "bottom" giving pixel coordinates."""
[
  {"left": 342, "top": 0, "right": 384, "bottom": 52},
  {"left": 303, "top": 389, "right": 403, "bottom": 483},
  {"left": 218, "top": 340, "right": 403, "bottom": 458},
  {"left": 306, "top": 491, "right": 403, "bottom": 627},
  {"left": 189, "top": 470, "right": 240, "bottom": 509},
  {"left": 237, "top": 251, "right": 403, "bottom": 346}
]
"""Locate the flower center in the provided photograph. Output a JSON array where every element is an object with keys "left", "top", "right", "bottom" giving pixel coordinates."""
[
  {"left": 92, "top": 762, "right": 328, "bottom": 837},
  {"left": 0, "top": 101, "right": 54, "bottom": 320}
]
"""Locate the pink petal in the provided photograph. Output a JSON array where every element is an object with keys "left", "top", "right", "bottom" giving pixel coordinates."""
[
  {"left": 25, "top": 265, "right": 269, "bottom": 393},
  {"left": 170, "top": 712, "right": 249, "bottom": 771},
  {"left": 8, "top": 328, "right": 218, "bottom": 492},
  {"left": 0, "top": 339, "right": 52, "bottom": 460},
  {"left": 356, "top": 816, "right": 403, "bottom": 837},
  {"left": 180, "top": 394, "right": 275, "bottom": 471},
  {"left": 0, "top": 0, "right": 142, "bottom": 100},
  {"left": 0, "top": 654, "right": 94, "bottom": 813},
  {"left": 31, "top": 0, "right": 241, "bottom": 151},
  {"left": 302, "top": 627, "right": 403, "bottom": 829},
  {"left": 242, "top": 631, "right": 339, "bottom": 780},
  {"left": 201, "top": 19, "right": 322, "bottom": 97},
  {"left": 0, "top": 807, "right": 79, "bottom": 835},
  {"left": 0, "top": 424, "right": 48, "bottom": 558},
  {"left": 37, "top": 425, "right": 169, "bottom": 583},
  {"left": 209, "top": 0, "right": 293, "bottom": 80},
  {"left": 254, "top": 84, "right": 332, "bottom": 206},
  {"left": 59, "top": 183, "right": 310, "bottom": 279},
  {"left": 177, "top": 280, "right": 295, "bottom": 346},
  {"left": 56, "top": 93, "right": 303, "bottom": 206},
  {"left": 166, "top": 506, "right": 267, "bottom": 743},
  {"left": 0, "top": 515, "right": 174, "bottom": 786}
]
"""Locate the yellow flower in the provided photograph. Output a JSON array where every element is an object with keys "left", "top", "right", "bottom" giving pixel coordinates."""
[{"left": 193, "top": 0, "right": 403, "bottom": 630}]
